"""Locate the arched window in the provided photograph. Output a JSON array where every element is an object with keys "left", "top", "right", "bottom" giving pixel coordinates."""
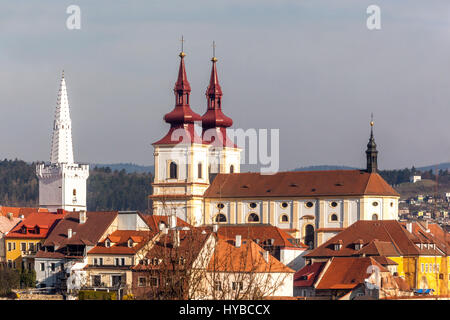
[
  {"left": 372, "top": 214, "right": 378, "bottom": 221},
  {"left": 169, "top": 162, "right": 178, "bottom": 179},
  {"left": 230, "top": 165, "right": 234, "bottom": 173},
  {"left": 247, "top": 213, "right": 260, "bottom": 223},
  {"left": 330, "top": 214, "right": 338, "bottom": 222},
  {"left": 215, "top": 214, "right": 227, "bottom": 223},
  {"left": 73, "top": 189, "right": 77, "bottom": 196},
  {"left": 305, "top": 224, "right": 315, "bottom": 249},
  {"left": 198, "top": 162, "right": 203, "bottom": 179},
  {"left": 280, "top": 214, "right": 289, "bottom": 223}
]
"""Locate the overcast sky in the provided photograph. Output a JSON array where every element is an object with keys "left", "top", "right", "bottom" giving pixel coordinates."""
[{"left": 1, "top": 0, "right": 450, "bottom": 171}]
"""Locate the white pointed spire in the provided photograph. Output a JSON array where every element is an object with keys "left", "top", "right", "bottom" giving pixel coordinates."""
[{"left": 50, "top": 70, "right": 74, "bottom": 164}]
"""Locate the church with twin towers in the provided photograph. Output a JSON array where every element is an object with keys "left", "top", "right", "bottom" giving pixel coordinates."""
[{"left": 36, "top": 45, "right": 399, "bottom": 248}]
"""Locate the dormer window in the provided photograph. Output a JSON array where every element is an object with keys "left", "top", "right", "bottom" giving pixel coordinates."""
[
  {"left": 105, "top": 239, "right": 111, "bottom": 248},
  {"left": 128, "top": 239, "right": 133, "bottom": 248}
]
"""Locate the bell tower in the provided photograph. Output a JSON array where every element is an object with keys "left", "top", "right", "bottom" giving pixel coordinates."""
[
  {"left": 36, "top": 71, "right": 89, "bottom": 212},
  {"left": 366, "top": 117, "right": 378, "bottom": 173}
]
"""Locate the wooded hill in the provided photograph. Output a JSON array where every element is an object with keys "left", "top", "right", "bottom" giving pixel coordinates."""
[{"left": 0, "top": 159, "right": 153, "bottom": 212}]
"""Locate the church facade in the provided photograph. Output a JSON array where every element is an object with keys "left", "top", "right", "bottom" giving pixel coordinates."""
[
  {"left": 150, "top": 50, "right": 399, "bottom": 248},
  {"left": 36, "top": 72, "right": 89, "bottom": 212}
]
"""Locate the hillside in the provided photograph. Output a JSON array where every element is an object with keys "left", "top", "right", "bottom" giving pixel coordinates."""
[{"left": 0, "top": 159, "right": 153, "bottom": 211}]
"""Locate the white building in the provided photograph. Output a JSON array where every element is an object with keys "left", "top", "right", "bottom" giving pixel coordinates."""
[
  {"left": 150, "top": 51, "right": 400, "bottom": 249},
  {"left": 410, "top": 175, "right": 422, "bottom": 183},
  {"left": 36, "top": 72, "right": 89, "bottom": 212}
]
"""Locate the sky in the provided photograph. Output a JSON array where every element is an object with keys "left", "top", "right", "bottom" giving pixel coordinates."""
[{"left": 1, "top": 0, "right": 450, "bottom": 171}]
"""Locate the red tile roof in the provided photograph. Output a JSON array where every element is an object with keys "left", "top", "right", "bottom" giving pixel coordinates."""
[
  {"left": 305, "top": 220, "right": 425, "bottom": 258},
  {"left": 207, "top": 238, "right": 295, "bottom": 273},
  {"left": 88, "top": 230, "right": 153, "bottom": 255},
  {"left": 201, "top": 224, "right": 307, "bottom": 249},
  {"left": 5, "top": 211, "right": 65, "bottom": 239},
  {"left": 293, "top": 262, "right": 326, "bottom": 287},
  {"left": 43, "top": 211, "right": 118, "bottom": 247},
  {"left": 143, "top": 214, "right": 192, "bottom": 232},
  {"left": 0, "top": 206, "right": 48, "bottom": 219},
  {"left": 204, "top": 170, "right": 399, "bottom": 198},
  {"left": 315, "top": 257, "right": 388, "bottom": 290}
]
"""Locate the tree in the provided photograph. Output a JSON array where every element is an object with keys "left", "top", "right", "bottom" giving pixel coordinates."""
[{"left": 0, "top": 263, "right": 20, "bottom": 296}]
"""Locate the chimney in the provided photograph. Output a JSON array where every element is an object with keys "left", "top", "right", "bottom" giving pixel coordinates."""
[
  {"left": 263, "top": 250, "right": 269, "bottom": 263},
  {"left": 213, "top": 224, "right": 219, "bottom": 233},
  {"left": 174, "top": 229, "right": 180, "bottom": 247},
  {"left": 235, "top": 235, "right": 242, "bottom": 248},
  {"left": 79, "top": 210, "right": 87, "bottom": 224},
  {"left": 406, "top": 222, "right": 412, "bottom": 234},
  {"left": 169, "top": 214, "right": 177, "bottom": 229},
  {"left": 67, "top": 228, "right": 72, "bottom": 239}
]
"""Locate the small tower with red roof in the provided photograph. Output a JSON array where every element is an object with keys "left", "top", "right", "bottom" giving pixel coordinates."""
[
  {"left": 201, "top": 46, "right": 241, "bottom": 176},
  {"left": 151, "top": 45, "right": 210, "bottom": 225}
]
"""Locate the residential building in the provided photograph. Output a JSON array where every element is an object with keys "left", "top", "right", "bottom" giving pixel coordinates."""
[
  {"left": 34, "top": 210, "right": 119, "bottom": 292},
  {"left": 294, "top": 256, "right": 411, "bottom": 300},
  {"left": 4, "top": 210, "right": 65, "bottom": 271},
  {"left": 303, "top": 220, "right": 450, "bottom": 296}
]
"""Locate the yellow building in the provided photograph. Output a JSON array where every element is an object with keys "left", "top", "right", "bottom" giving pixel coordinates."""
[{"left": 4, "top": 211, "right": 64, "bottom": 270}]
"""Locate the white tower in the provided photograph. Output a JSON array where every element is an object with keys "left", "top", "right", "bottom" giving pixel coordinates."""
[{"left": 36, "top": 71, "right": 89, "bottom": 212}]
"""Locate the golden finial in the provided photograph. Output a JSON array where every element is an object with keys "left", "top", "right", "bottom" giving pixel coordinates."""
[{"left": 370, "top": 113, "right": 374, "bottom": 127}]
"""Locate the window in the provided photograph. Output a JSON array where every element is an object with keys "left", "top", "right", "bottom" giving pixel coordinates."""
[
  {"left": 138, "top": 277, "right": 147, "bottom": 287},
  {"left": 230, "top": 165, "right": 234, "bottom": 173},
  {"left": 217, "top": 203, "right": 225, "bottom": 209},
  {"left": 73, "top": 189, "right": 77, "bottom": 196},
  {"left": 7, "top": 260, "right": 12, "bottom": 268},
  {"left": 305, "top": 225, "right": 315, "bottom": 249},
  {"left": 7, "top": 243, "right": 12, "bottom": 251},
  {"left": 21, "top": 242, "right": 27, "bottom": 252},
  {"left": 421, "top": 264, "right": 424, "bottom": 273},
  {"left": 281, "top": 202, "right": 289, "bottom": 208},
  {"left": 29, "top": 243, "right": 35, "bottom": 252},
  {"left": 99, "top": 258, "right": 103, "bottom": 266},
  {"left": 372, "top": 214, "right": 378, "bottom": 221},
  {"left": 214, "top": 281, "right": 222, "bottom": 291},
  {"left": 330, "top": 214, "right": 338, "bottom": 222},
  {"left": 93, "top": 258, "right": 98, "bottom": 266},
  {"left": 150, "top": 277, "right": 158, "bottom": 287},
  {"left": 92, "top": 275, "right": 101, "bottom": 286},
  {"left": 390, "top": 202, "right": 394, "bottom": 207},
  {"left": 280, "top": 214, "right": 289, "bottom": 223},
  {"left": 169, "top": 162, "right": 178, "bottom": 179},
  {"left": 105, "top": 239, "right": 111, "bottom": 248},
  {"left": 330, "top": 201, "right": 338, "bottom": 208},
  {"left": 198, "top": 162, "right": 203, "bottom": 179},
  {"left": 232, "top": 282, "right": 243, "bottom": 291},
  {"left": 51, "top": 263, "right": 56, "bottom": 272},
  {"left": 40, "top": 263, "right": 45, "bottom": 271},
  {"left": 215, "top": 213, "right": 227, "bottom": 223},
  {"left": 372, "top": 201, "right": 379, "bottom": 207},
  {"left": 247, "top": 213, "right": 260, "bottom": 223},
  {"left": 249, "top": 202, "right": 257, "bottom": 209},
  {"left": 13, "top": 243, "right": 16, "bottom": 250},
  {"left": 115, "top": 258, "right": 120, "bottom": 266},
  {"left": 121, "top": 258, "right": 125, "bottom": 266},
  {"left": 305, "top": 201, "right": 314, "bottom": 208},
  {"left": 425, "top": 264, "right": 428, "bottom": 273}
]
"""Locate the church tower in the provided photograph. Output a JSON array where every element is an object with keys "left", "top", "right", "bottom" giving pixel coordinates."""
[
  {"left": 36, "top": 72, "right": 89, "bottom": 212},
  {"left": 151, "top": 49, "right": 210, "bottom": 225},
  {"left": 201, "top": 48, "right": 241, "bottom": 177},
  {"left": 366, "top": 119, "right": 378, "bottom": 173}
]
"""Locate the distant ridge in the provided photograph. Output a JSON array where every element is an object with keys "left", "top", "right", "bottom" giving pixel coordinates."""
[
  {"left": 416, "top": 162, "right": 450, "bottom": 173},
  {"left": 90, "top": 163, "right": 154, "bottom": 174},
  {"left": 293, "top": 165, "right": 359, "bottom": 172}
]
